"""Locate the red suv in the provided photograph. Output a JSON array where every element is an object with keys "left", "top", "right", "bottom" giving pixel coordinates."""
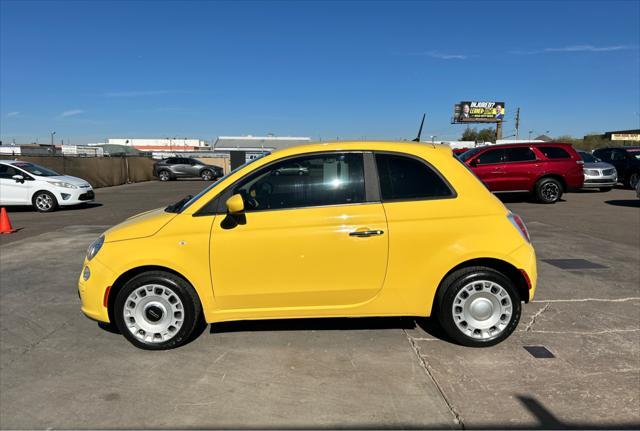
[{"left": 458, "top": 142, "right": 584, "bottom": 204}]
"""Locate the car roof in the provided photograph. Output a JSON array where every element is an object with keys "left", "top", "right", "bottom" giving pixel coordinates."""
[
  {"left": 268, "top": 140, "right": 453, "bottom": 158},
  {"left": 596, "top": 146, "right": 640, "bottom": 150}
]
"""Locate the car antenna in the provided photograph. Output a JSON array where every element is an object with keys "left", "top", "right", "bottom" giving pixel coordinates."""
[{"left": 412, "top": 114, "right": 426, "bottom": 143}]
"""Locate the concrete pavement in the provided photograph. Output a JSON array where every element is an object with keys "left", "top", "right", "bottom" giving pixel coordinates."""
[{"left": 1, "top": 181, "right": 638, "bottom": 428}]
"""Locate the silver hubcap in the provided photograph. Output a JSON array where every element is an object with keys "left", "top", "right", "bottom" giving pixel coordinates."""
[
  {"left": 452, "top": 280, "right": 513, "bottom": 340},
  {"left": 202, "top": 171, "right": 212, "bottom": 180},
  {"left": 160, "top": 172, "right": 169, "bottom": 181},
  {"left": 123, "top": 284, "right": 184, "bottom": 343},
  {"left": 35, "top": 193, "right": 53, "bottom": 210},
  {"left": 541, "top": 183, "right": 559, "bottom": 201},
  {"left": 631, "top": 174, "right": 639, "bottom": 188}
]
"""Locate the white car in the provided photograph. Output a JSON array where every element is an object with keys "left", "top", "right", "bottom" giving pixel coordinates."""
[{"left": 0, "top": 160, "right": 95, "bottom": 212}]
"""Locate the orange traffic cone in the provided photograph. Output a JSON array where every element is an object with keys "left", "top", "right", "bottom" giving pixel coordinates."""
[{"left": 0, "top": 207, "right": 18, "bottom": 234}]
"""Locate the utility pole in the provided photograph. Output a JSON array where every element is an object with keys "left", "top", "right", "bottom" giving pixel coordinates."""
[
  {"left": 50, "top": 131, "right": 56, "bottom": 146},
  {"left": 515, "top": 108, "right": 521, "bottom": 140}
]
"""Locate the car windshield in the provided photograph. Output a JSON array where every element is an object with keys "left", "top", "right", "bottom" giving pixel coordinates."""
[
  {"left": 579, "top": 152, "right": 599, "bottom": 163},
  {"left": 12, "top": 162, "right": 60, "bottom": 176},
  {"left": 172, "top": 153, "right": 268, "bottom": 213},
  {"left": 458, "top": 147, "right": 483, "bottom": 162}
]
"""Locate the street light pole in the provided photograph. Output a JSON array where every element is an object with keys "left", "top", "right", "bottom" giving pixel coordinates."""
[{"left": 50, "top": 131, "right": 56, "bottom": 146}]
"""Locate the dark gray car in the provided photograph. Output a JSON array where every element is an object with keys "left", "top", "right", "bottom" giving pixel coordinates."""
[{"left": 153, "top": 157, "right": 223, "bottom": 181}]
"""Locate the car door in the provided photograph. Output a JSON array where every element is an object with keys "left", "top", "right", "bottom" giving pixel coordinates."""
[
  {"left": 501, "top": 147, "right": 539, "bottom": 191},
  {"left": 172, "top": 158, "right": 192, "bottom": 177},
  {"left": 184, "top": 158, "right": 201, "bottom": 176},
  {"left": 209, "top": 152, "right": 389, "bottom": 311},
  {"left": 610, "top": 150, "right": 628, "bottom": 179},
  {"left": 469, "top": 148, "right": 506, "bottom": 191},
  {"left": 0, "top": 164, "right": 31, "bottom": 204}
]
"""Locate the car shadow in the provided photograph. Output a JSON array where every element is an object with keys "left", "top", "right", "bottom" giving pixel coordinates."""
[
  {"left": 210, "top": 316, "right": 418, "bottom": 334},
  {"left": 496, "top": 193, "right": 567, "bottom": 204},
  {"left": 2, "top": 203, "right": 102, "bottom": 213},
  {"left": 605, "top": 199, "right": 640, "bottom": 208}
]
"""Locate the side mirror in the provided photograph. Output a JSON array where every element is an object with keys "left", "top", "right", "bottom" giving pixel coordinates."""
[
  {"left": 469, "top": 159, "right": 478, "bottom": 167},
  {"left": 12, "top": 174, "right": 24, "bottom": 183},
  {"left": 225, "top": 194, "right": 245, "bottom": 214}
]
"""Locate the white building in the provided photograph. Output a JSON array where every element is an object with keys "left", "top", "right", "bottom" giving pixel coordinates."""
[
  {"left": 213, "top": 135, "right": 312, "bottom": 152},
  {"left": 107, "top": 138, "right": 209, "bottom": 152}
]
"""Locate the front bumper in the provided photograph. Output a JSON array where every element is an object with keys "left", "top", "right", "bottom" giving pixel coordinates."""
[
  {"left": 582, "top": 175, "right": 617, "bottom": 188},
  {"left": 78, "top": 256, "right": 115, "bottom": 323},
  {"left": 56, "top": 187, "right": 95, "bottom": 206}
]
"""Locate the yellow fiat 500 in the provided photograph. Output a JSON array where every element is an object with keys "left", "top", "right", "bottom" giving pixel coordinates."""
[{"left": 79, "top": 142, "right": 536, "bottom": 350}]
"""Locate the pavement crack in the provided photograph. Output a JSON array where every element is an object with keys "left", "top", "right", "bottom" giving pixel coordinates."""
[
  {"left": 402, "top": 328, "right": 465, "bottom": 429},
  {"left": 3, "top": 320, "right": 72, "bottom": 368},
  {"left": 524, "top": 303, "right": 550, "bottom": 332},
  {"left": 527, "top": 328, "right": 640, "bottom": 335},
  {"left": 532, "top": 297, "right": 640, "bottom": 303}
]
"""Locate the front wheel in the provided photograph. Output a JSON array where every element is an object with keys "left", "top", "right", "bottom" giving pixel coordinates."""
[
  {"left": 627, "top": 172, "right": 640, "bottom": 189},
  {"left": 534, "top": 177, "right": 563, "bottom": 204},
  {"left": 113, "top": 271, "right": 203, "bottom": 350},
  {"left": 437, "top": 267, "right": 521, "bottom": 347},
  {"left": 32, "top": 190, "right": 58, "bottom": 212}
]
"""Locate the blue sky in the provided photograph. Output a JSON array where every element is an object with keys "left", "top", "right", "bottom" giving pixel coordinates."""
[{"left": 1, "top": 0, "right": 639, "bottom": 144}]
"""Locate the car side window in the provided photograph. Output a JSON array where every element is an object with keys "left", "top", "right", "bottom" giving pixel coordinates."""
[
  {"left": 611, "top": 150, "right": 626, "bottom": 161},
  {"left": 233, "top": 153, "right": 365, "bottom": 211},
  {"left": 375, "top": 154, "right": 453, "bottom": 201},
  {"left": 504, "top": 148, "right": 536, "bottom": 162},
  {"left": 0, "top": 165, "right": 19, "bottom": 179},
  {"left": 475, "top": 149, "right": 504, "bottom": 165},
  {"left": 594, "top": 150, "right": 610, "bottom": 161},
  {"left": 165, "top": 158, "right": 177, "bottom": 164},
  {"left": 539, "top": 146, "right": 571, "bottom": 159}
]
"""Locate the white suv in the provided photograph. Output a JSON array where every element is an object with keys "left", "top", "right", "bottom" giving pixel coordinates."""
[{"left": 0, "top": 160, "right": 95, "bottom": 212}]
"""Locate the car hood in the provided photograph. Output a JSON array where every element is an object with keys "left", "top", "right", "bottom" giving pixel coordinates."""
[
  {"left": 45, "top": 175, "right": 92, "bottom": 187},
  {"left": 104, "top": 208, "right": 176, "bottom": 242},
  {"left": 583, "top": 162, "right": 615, "bottom": 169}
]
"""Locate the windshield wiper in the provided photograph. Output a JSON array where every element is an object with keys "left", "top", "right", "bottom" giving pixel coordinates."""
[{"left": 165, "top": 195, "right": 193, "bottom": 213}]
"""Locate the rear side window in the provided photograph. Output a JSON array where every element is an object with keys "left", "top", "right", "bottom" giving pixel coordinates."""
[
  {"left": 504, "top": 147, "right": 536, "bottom": 162},
  {"left": 375, "top": 154, "right": 453, "bottom": 201},
  {"left": 593, "top": 149, "right": 610, "bottom": 161},
  {"left": 539, "top": 146, "right": 571, "bottom": 159}
]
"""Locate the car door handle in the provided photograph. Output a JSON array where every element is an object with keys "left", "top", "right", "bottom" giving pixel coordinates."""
[{"left": 349, "top": 229, "right": 384, "bottom": 237}]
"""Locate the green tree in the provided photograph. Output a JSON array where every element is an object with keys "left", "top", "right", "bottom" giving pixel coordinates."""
[
  {"left": 477, "top": 127, "right": 497, "bottom": 142},
  {"left": 461, "top": 127, "right": 478, "bottom": 141}
]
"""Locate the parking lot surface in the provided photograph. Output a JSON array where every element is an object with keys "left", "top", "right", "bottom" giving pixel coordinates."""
[{"left": 1, "top": 181, "right": 638, "bottom": 429}]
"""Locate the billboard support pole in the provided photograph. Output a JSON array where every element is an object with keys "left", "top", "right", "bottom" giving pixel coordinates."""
[
  {"left": 496, "top": 122, "right": 503, "bottom": 141},
  {"left": 515, "top": 107, "right": 520, "bottom": 140}
]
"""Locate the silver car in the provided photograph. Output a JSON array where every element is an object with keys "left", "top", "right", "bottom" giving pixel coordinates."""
[{"left": 578, "top": 151, "right": 617, "bottom": 191}]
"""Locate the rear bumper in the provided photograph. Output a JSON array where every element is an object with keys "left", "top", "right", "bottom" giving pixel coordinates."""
[{"left": 510, "top": 243, "right": 538, "bottom": 301}]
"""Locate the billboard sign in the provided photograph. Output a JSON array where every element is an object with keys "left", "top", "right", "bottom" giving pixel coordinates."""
[
  {"left": 454, "top": 101, "right": 505, "bottom": 123},
  {"left": 611, "top": 133, "right": 640, "bottom": 141}
]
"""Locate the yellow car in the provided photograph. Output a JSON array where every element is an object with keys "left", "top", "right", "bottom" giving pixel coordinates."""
[{"left": 79, "top": 142, "right": 536, "bottom": 350}]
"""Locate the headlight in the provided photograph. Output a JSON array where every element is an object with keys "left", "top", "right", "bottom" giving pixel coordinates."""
[
  {"left": 583, "top": 169, "right": 598, "bottom": 176},
  {"left": 86, "top": 235, "right": 104, "bottom": 261},
  {"left": 47, "top": 181, "right": 78, "bottom": 189}
]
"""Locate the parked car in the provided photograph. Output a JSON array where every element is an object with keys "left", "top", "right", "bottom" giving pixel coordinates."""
[
  {"left": 0, "top": 160, "right": 94, "bottom": 212},
  {"left": 458, "top": 142, "right": 584, "bottom": 204},
  {"left": 272, "top": 162, "right": 309, "bottom": 176},
  {"left": 79, "top": 142, "right": 536, "bottom": 350},
  {"left": 153, "top": 157, "right": 223, "bottom": 182},
  {"left": 592, "top": 146, "right": 640, "bottom": 189},
  {"left": 577, "top": 151, "right": 617, "bottom": 192}
]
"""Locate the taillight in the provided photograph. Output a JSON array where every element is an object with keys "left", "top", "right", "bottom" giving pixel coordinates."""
[{"left": 507, "top": 213, "right": 530, "bottom": 243}]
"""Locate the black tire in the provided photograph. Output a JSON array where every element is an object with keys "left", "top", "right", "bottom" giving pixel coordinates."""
[
  {"left": 599, "top": 187, "right": 613, "bottom": 192},
  {"left": 158, "top": 170, "right": 172, "bottom": 182},
  {"left": 113, "top": 271, "right": 203, "bottom": 350},
  {"left": 534, "top": 177, "right": 563, "bottom": 204},
  {"left": 32, "top": 190, "right": 58, "bottom": 212},
  {"left": 627, "top": 172, "right": 640, "bottom": 189},
  {"left": 200, "top": 169, "right": 213, "bottom": 181},
  {"left": 436, "top": 266, "right": 522, "bottom": 347}
]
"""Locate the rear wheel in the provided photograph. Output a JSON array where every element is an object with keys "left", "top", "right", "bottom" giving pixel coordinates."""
[
  {"left": 114, "top": 271, "right": 202, "bottom": 350},
  {"left": 200, "top": 169, "right": 213, "bottom": 181},
  {"left": 32, "top": 191, "right": 58, "bottom": 212},
  {"left": 627, "top": 172, "right": 640, "bottom": 189},
  {"left": 437, "top": 266, "right": 521, "bottom": 347},
  {"left": 534, "top": 177, "right": 563, "bottom": 204}
]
